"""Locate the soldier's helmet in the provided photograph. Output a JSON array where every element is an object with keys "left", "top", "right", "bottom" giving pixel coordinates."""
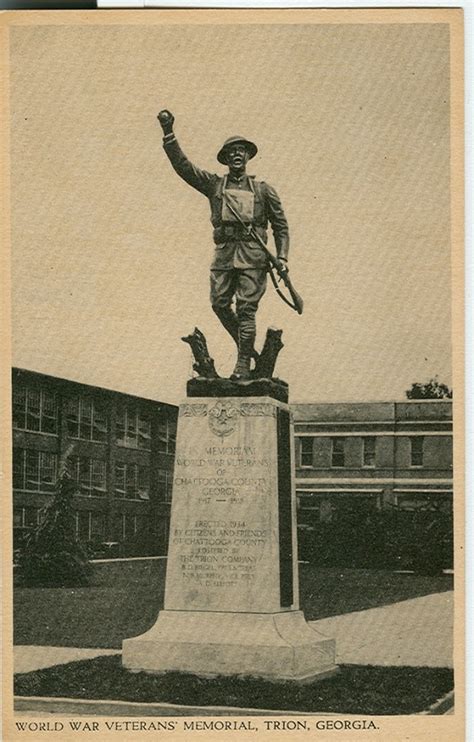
[{"left": 217, "top": 136, "right": 258, "bottom": 165}]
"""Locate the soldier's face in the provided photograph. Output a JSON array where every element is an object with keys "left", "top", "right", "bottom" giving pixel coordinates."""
[{"left": 226, "top": 144, "right": 249, "bottom": 171}]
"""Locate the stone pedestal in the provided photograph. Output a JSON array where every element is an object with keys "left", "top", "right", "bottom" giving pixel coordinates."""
[{"left": 122, "top": 392, "right": 336, "bottom": 681}]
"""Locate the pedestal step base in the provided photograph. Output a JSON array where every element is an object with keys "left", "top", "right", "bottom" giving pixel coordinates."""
[{"left": 122, "top": 610, "right": 336, "bottom": 682}]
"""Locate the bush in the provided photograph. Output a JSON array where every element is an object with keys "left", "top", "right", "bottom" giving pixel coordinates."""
[
  {"left": 298, "top": 505, "right": 452, "bottom": 573},
  {"left": 17, "top": 465, "right": 92, "bottom": 587}
]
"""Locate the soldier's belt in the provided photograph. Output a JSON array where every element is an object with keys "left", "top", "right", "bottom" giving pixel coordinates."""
[{"left": 219, "top": 223, "right": 264, "bottom": 241}]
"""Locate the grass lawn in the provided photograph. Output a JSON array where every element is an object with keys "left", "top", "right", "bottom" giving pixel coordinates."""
[
  {"left": 14, "top": 560, "right": 453, "bottom": 649},
  {"left": 14, "top": 655, "right": 453, "bottom": 715}
]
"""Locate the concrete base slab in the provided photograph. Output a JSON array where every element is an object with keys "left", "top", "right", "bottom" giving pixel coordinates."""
[{"left": 122, "top": 609, "right": 336, "bottom": 682}]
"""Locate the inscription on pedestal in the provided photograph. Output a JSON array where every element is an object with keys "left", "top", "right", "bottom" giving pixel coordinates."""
[
  {"left": 164, "top": 398, "right": 291, "bottom": 613},
  {"left": 173, "top": 518, "right": 267, "bottom": 589}
]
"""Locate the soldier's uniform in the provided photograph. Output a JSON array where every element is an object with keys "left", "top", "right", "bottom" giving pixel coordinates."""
[{"left": 162, "top": 132, "right": 289, "bottom": 375}]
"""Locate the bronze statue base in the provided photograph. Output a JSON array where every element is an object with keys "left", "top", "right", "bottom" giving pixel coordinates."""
[
  {"left": 187, "top": 376, "right": 289, "bottom": 404},
  {"left": 182, "top": 326, "right": 285, "bottom": 386}
]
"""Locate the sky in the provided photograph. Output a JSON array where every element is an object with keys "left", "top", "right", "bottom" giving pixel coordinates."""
[{"left": 9, "top": 17, "right": 452, "bottom": 405}]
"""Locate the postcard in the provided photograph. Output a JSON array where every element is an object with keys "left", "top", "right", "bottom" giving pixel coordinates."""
[{"left": 0, "top": 8, "right": 464, "bottom": 741}]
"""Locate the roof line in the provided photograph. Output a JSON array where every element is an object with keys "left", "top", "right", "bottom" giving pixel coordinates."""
[{"left": 12, "top": 367, "right": 177, "bottom": 409}]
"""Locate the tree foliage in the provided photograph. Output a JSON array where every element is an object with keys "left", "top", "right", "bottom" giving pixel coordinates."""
[
  {"left": 18, "top": 459, "right": 92, "bottom": 587},
  {"left": 405, "top": 377, "right": 452, "bottom": 400}
]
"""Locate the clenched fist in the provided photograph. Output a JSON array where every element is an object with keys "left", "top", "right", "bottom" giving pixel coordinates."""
[{"left": 157, "top": 109, "right": 175, "bottom": 135}]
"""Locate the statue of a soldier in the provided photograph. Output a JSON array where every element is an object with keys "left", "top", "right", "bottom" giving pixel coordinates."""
[{"left": 158, "top": 110, "right": 290, "bottom": 381}]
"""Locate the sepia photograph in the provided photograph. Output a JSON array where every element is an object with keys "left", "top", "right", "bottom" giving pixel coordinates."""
[{"left": 1, "top": 8, "right": 464, "bottom": 741}]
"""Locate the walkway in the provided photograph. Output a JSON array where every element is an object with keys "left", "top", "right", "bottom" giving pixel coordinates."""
[
  {"left": 14, "top": 591, "right": 453, "bottom": 674},
  {"left": 14, "top": 647, "right": 118, "bottom": 675},
  {"left": 311, "top": 591, "right": 453, "bottom": 668}
]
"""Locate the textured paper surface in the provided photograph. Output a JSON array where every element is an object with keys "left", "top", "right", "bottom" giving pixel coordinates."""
[{"left": 0, "top": 8, "right": 464, "bottom": 741}]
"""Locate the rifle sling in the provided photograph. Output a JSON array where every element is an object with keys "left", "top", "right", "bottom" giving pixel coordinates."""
[{"left": 222, "top": 191, "right": 299, "bottom": 312}]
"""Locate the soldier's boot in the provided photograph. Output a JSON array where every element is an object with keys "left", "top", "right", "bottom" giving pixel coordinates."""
[
  {"left": 213, "top": 306, "right": 259, "bottom": 363},
  {"left": 212, "top": 306, "right": 239, "bottom": 346},
  {"left": 231, "top": 324, "right": 256, "bottom": 381}
]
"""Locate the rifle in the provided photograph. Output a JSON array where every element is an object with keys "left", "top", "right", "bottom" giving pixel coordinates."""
[{"left": 222, "top": 191, "right": 304, "bottom": 315}]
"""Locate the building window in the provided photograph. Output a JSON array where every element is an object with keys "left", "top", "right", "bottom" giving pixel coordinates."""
[
  {"left": 65, "top": 395, "right": 108, "bottom": 442},
  {"left": 113, "top": 513, "right": 138, "bottom": 541},
  {"left": 13, "top": 506, "right": 41, "bottom": 528},
  {"left": 410, "top": 437, "right": 424, "bottom": 467},
  {"left": 13, "top": 448, "right": 57, "bottom": 492},
  {"left": 75, "top": 511, "right": 105, "bottom": 542},
  {"left": 300, "top": 438, "right": 313, "bottom": 467},
  {"left": 319, "top": 499, "right": 334, "bottom": 523},
  {"left": 331, "top": 438, "right": 345, "bottom": 467},
  {"left": 114, "top": 462, "right": 150, "bottom": 500},
  {"left": 157, "top": 417, "right": 177, "bottom": 454},
  {"left": 157, "top": 468, "right": 173, "bottom": 502},
  {"left": 70, "top": 456, "right": 107, "bottom": 497},
  {"left": 363, "top": 437, "right": 376, "bottom": 468},
  {"left": 116, "top": 406, "right": 151, "bottom": 450},
  {"left": 13, "top": 385, "right": 58, "bottom": 434},
  {"left": 396, "top": 493, "right": 452, "bottom": 512}
]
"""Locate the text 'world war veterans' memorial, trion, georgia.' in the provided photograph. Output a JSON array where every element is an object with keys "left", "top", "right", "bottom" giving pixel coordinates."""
[{"left": 122, "top": 111, "right": 337, "bottom": 682}]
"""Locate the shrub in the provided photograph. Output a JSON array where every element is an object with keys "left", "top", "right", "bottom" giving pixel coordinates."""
[{"left": 17, "top": 462, "right": 92, "bottom": 587}]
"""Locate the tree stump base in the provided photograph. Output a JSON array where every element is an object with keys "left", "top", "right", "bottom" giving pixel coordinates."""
[
  {"left": 181, "top": 328, "right": 219, "bottom": 379},
  {"left": 182, "top": 326, "right": 286, "bottom": 397}
]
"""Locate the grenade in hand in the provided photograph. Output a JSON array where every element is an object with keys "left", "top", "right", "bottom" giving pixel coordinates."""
[{"left": 158, "top": 109, "right": 174, "bottom": 134}]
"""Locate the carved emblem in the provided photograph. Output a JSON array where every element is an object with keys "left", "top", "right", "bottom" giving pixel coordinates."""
[
  {"left": 180, "top": 403, "right": 207, "bottom": 417},
  {"left": 240, "top": 403, "right": 276, "bottom": 417},
  {"left": 208, "top": 401, "right": 239, "bottom": 437}
]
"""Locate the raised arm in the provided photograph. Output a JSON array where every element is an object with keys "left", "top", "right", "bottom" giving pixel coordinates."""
[{"left": 157, "top": 110, "right": 214, "bottom": 197}]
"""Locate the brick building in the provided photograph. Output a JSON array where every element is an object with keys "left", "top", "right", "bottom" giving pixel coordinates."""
[
  {"left": 11, "top": 371, "right": 453, "bottom": 566},
  {"left": 12, "top": 368, "right": 178, "bottom": 557},
  {"left": 293, "top": 400, "right": 453, "bottom": 567}
]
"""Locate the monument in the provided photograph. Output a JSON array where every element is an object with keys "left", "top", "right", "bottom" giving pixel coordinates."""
[{"left": 122, "top": 112, "right": 336, "bottom": 682}]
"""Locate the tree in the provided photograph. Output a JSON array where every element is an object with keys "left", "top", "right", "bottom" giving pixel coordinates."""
[
  {"left": 17, "top": 455, "right": 92, "bottom": 587},
  {"left": 405, "top": 377, "right": 452, "bottom": 400}
]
